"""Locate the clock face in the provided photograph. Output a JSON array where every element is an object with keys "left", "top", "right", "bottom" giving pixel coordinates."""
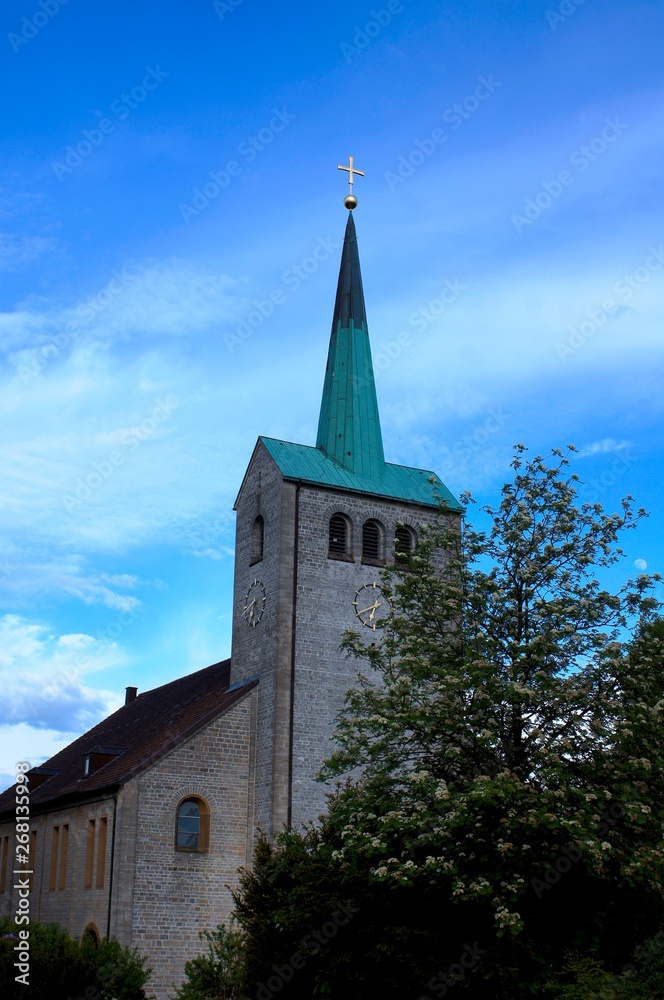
[
  {"left": 243, "top": 578, "right": 266, "bottom": 628},
  {"left": 352, "top": 581, "right": 390, "bottom": 631}
]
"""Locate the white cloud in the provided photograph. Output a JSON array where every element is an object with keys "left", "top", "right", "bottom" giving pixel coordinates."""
[
  {"left": 2, "top": 258, "right": 244, "bottom": 358},
  {"left": 0, "top": 614, "right": 123, "bottom": 734},
  {"left": 577, "top": 439, "right": 631, "bottom": 458},
  {"left": 0, "top": 724, "right": 81, "bottom": 794}
]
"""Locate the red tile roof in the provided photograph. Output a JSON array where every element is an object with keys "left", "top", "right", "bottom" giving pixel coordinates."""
[{"left": 0, "top": 659, "right": 257, "bottom": 818}]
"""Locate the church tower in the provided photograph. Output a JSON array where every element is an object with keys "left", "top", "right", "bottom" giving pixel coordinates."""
[{"left": 230, "top": 172, "right": 461, "bottom": 836}]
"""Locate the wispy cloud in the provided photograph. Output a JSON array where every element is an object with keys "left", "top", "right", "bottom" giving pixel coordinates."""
[
  {"left": 0, "top": 233, "right": 59, "bottom": 272},
  {"left": 577, "top": 439, "right": 631, "bottom": 458}
]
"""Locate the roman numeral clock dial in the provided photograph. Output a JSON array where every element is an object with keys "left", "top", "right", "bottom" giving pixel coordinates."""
[
  {"left": 353, "top": 581, "right": 390, "bottom": 631},
  {"left": 243, "top": 578, "right": 266, "bottom": 628}
]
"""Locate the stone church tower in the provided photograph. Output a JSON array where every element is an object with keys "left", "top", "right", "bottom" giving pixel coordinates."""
[{"left": 230, "top": 204, "right": 461, "bottom": 837}]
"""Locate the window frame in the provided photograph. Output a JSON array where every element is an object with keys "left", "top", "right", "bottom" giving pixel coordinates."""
[
  {"left": 394, "top": 524, "right": 417, "bottom": 561},
  {"left": 328, "top": 513, "right": 353, "bottom": 562},
  {"left": 174, "top": 796, "right": 211, "bottom": 853},
  {"left": 250, "top": 515, "right": 265, "bottom": 565},
  {"left": 361, "top": 519, "right": 385, "bottom": 566}
]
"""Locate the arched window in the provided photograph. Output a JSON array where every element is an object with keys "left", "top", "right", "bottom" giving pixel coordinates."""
[
  {"left": 362, "top": 519, "right": 384, "bottom": 565},
  {"left": 328, "top": 513, "right": 351, "bottom": 559},
  {"left": 175, "top": 796, "right": 210, "bottom": 852},
  {"left": 394, "top": 525, "right": 416, "bottom": 559},
  {"left": 251, "top": 515, "right": 264, "bottom": 564},
  {"left": 82, "top": 923, "right": 100, "bottom": 946}
]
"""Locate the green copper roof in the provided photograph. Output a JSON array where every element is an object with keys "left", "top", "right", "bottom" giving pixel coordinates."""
[
  {"left": 259, "top": 436, "right": 462, "bottom": 511},
  {"left": 316, "top": 212, "right": 385, "bottom": 478}
]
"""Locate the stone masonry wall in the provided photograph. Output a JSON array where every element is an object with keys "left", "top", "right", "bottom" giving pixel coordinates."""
[
  {"left": 130, "top": 687, "right": 257, "bottom": 999},
  {"left": 0, "top": 793, "right": 116, "bottom": 942},
  {"left": 231, "top": 441, "right": 296, "bottom": 836},
  {"left": 290, "top": 486, "right": 453, "bottom": 828}
]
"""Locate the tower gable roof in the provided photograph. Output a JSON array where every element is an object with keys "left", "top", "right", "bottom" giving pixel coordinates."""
[{"left": 260, "top": 435, "right": 462, "bottom": 510}]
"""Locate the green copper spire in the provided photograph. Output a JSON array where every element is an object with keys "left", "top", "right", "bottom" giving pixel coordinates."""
[{"left": 316, "top": 211, "right": 385, "bottom": 478}]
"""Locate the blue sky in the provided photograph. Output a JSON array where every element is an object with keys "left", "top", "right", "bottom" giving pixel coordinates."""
[{"left": 0, "top": 0, "right": 663, "bottom": 788}]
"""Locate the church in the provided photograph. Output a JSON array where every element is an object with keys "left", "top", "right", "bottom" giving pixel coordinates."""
[{"left": 0, "top": 171, "right": 461, "bottom": 998}]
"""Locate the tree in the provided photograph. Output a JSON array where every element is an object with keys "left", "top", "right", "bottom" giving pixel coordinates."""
[
  {"left": 173, "top": 923, "right": 246, "bottom": 1000},
  {"left": 318, "top": 446, "right": 664, "bottom": 992},
  {"left": 0, "top": 917, "right": 152, "bottom": 1000},
  {"left": 227, "top": 446, "right": 664, "bottom": 999}
]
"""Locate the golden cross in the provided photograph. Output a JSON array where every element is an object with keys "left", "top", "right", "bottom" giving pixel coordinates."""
[{"left": 337, "top": 155, "right": 365, "bottom": 193}]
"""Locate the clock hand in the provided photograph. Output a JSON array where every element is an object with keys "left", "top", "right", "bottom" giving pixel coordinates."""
[{"left": 357, "top": 601, "right": 381, "bottom": 617}]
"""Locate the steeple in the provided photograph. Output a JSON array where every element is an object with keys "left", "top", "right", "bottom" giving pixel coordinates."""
[{"left": 316, "top": 210, "right": 385, "bottom": 478}]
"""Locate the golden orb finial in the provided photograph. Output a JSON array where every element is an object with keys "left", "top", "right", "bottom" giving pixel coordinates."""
[{"left": 337, "top": 155, "right": 364, "bottom": 209}]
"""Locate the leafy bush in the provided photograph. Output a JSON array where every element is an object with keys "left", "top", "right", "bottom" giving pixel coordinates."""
[
  {"left": 0, "top": 917, "right": 152, "bottom": 1000},
  {"left": 173, "top": 923, "right": 246, "bottom": 999}
]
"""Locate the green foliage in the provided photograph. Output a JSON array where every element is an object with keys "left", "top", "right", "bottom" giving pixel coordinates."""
[
  {"left": 173, "top": 923, "right": 246, "bottom": 1000},
  {"left": 226, "top": 446, "right": 664, "bottom": 998},
  {"left": 0, "top": 917, "right": 152, "bottom": 1000},
  {"left": 321, "top": 446, "right": 664, "bottom": 928}
]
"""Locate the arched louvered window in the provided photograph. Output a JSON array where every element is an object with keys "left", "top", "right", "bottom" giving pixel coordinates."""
[
  {"left": 328, "top": 514, "right": 350, "bottom": 559},
  {"left": 175, "top": 796, "right": 210, "bottom": 852},
  {"left": 394, "top": 525, "right": 415, "bottom": 559},
  {"left": 251, "top": 516, "right": 264, "bottom": 564},
  {"left": 362, "top": 519, "right": 384, "bottom": 564}
]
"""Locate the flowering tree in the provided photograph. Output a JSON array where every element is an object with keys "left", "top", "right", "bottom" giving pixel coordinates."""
[{"left": 317, "top": 446, "right": 664, "bottom": 988}]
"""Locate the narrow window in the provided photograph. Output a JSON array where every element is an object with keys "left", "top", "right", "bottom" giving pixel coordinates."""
[
  {"left": 85, "top": 819, "right": 95, "bottom": 888},
  {"left": 96, "top": 817, "right": 107, "bottom": 888},
  {"left": 362, "top": 520, "right": 384, "bottom": 563},
  {"left": 58, "top": 824, "right": 69, "bottom": 890},
  {"left": 328, "top": 514, "right": 349, "bottom": 558},
  {"left": 29, "top": 830, "right": 37, "bottom": 890},
  {"left": 49, "top": 825, "right": 60, "bottom": 891},
  {"left": 395, "top": 525, "right": 415, "bottom": 558},
  {"left": 0, "top": 836, "right": 8, "bottom": 893},
  {"left": 175, "top": 797, "right": 210, "bottom": 852},
  {"left": 251, "top": 515, "right": 264, "bottom": 564}
]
